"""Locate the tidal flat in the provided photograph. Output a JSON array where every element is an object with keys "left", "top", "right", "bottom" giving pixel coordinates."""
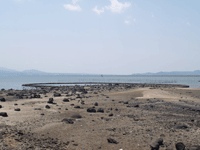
[{"left": 0, "top": 83, "right": 200, "bottom": 150}]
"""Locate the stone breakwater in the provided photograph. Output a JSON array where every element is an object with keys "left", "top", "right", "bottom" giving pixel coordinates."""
[{"left": 0, "top": 83, "right": 200, "bottom": 150}]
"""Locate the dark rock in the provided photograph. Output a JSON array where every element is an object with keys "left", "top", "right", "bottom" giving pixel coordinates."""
[
  {"left": 97, "top": 108, "right": 104, "bottom": 113},
  {"left": 0, "top": 98, "right": 5, "bottom": 102},
  {"left": 54, "top": 93, "right": 61, "bottom": 97},
  {"left": 127, "top": 103, "right": 139, "bottom": 107},
  {"left": 14, "top": 103, "right": 18, "bottom": 106},
  {"left": 150, "top": 138, "right": 163, "bottom": 150},
  {"left": 62, "top": 119, "right": 74, "bottom": 124},
  {"left": 71, "top": 114, "right": 82, "bottom": 119},
  {"left": 107, "top": 138, "right": 118, "bottom": 144},
  {"left": 63, "top": 99, "right": 70, "bottom": 102},
  {"left": 14, "top": 108, "right": 20, "bottom": 111},
  {"left": 47, "top": 98, "right": 54, "bottom": 104},
  {"left": 41, "top": 113, "right": 44, "bottom": 115},
  {"left": 94, "top": 102, "right": 98, "bottom": 106},
  {"left": 34, "top": 108, "right": 41, "bottom": 110},
  {"left": 124, "top": 101, "right": 130, "bottom": 104},
  {"left": 109, "top": 113, "right": 113, "bottom": 117},
  {"left": 175, "top": 142, "right": 185, "bottom": 150},
  {"left": 0, "top": 105, "right": 2, "bottom": 108},
  {"left": 173, "top": 124, "right": 188, "bottom": 129},
  {"left": 81, "top": 101, "right": 85, "bottom": 105},
  {"left": 0, "top": 112, "right": 8, "bottom": 117},
  {"left": 87, "top": 108, "right": 96, "bottom": 113},
  {"left": 45, "top": 105, "right": 50, "bottom": 109},
  {"left": 74, "top": 106, "right": 81, "bottom": 109}
]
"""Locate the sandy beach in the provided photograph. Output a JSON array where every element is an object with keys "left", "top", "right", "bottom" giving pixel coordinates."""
[{"left": 0, "top": 83, "right": 200, "bottom": 150}]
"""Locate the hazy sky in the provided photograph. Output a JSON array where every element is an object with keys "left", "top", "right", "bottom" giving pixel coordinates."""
[{"left": 0, "top": 0, "right": 200, "bottom": 75}]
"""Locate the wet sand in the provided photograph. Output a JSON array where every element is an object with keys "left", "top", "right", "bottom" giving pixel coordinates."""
[{"left": 0, "top": 83, "right": 200, "bottom": 150}]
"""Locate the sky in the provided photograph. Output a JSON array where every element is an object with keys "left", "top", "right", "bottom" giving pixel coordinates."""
[{"left": 0, "top": 0, "right": 200, "bottom": 75}]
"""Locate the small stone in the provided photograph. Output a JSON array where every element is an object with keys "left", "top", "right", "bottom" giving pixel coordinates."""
[
  {"left": 94, "top": 102, "right": 98, "bottom": 106},
  {"left": 173, "top": 124, "right": 188, "bottom": 129},
  {"left": 14, "top": 108, "right": 20, "bottom": 111},
  {"left": 71, "top": 114, "right": 82, "bottom": 119},
  {"left": 63, "top": 99, "right": 70, "bottom": 102},
  {"left": 150, "top": 138, "right": 163, "bottom": 150},
  {"left": 47, "top": 98, "right": 54, "bottom": 104},
  {"left": 87, "top": 108, "right": 96, "bottom": 113},
  {"left": 97, "top": 108, "right": 104, "bottom": 113},
  {"left": 74, "top": 106, "right": 81, "bottom": 109},
  {"left": 0, "top": 112, "right": 8, "bottom": 117},
  {"left": 62, "top": 119, "right": 74, "bottom": 124},
  {"left": 45, "top": 105, "right": 50, "bottom": 109},
  {"left": 175, "top": 142, "right": 185, "bottom": 150},
  {"left": 109, "top": 113, "right": 113, "bottom": 117},
  {"left": 0, "top": 98, "right": 5, "bottom": 102},
  {"left": 107, "top": 138, "right": 118, "bottom": 144}
]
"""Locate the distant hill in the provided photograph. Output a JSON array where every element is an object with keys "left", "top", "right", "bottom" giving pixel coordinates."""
[
  {"left": 132, "top": 70, "right": 200, "bottom": 75},
  {"left": 0, "top": 67, "right": 90, "bottom": 76}
]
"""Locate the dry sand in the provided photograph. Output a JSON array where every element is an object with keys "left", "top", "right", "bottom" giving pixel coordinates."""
[{"left": 0, "top": 83, "right": 200, "bottom": 150}]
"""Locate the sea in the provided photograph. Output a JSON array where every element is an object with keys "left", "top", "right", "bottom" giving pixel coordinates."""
[{"left": 0, "top": 75, "right": 200, "bottom": 90}]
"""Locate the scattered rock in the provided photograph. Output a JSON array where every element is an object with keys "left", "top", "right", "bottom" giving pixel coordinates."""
[
  {"left": 97, "top": 108, "right": 104, "bottom": 113},
  {"left": 74, "top": 106, "right": 81, "bottom": 109},
  {"left": 0, "top": 112, "right": 8, "bottom": 117},
  {"left": 109, "top": 113, "right": 113, "bottom": 117},
  {"left": 87, "top": 108, "right": 96, "bottom": 113},
  {"left": 47, "top": 98, "right": 54, "bottom": 104},
  {"left": 54, "top": 93, "right": 61, "bottom": 97},
  {"left": 150, "top": 138, "right": 163, "bottom": 150},
  {"left": 45, "top": 105, "right": 50, "bottom": 109},
  {"left": 63, "top": 99, "right": 70, "bottom": 102},
  {"left": 62, "top": 119, "right": 74, "bottom": 124},
  {"left": 173, "top": 124, "right": 188, "bottom": 129},
  {"left": 71, "top": 114, "right": 82, "bottom": 119},
  {"left": 107, "top": 138, "right": 118, "bottom": 144},
  {"left": 0, "top": 98, "right": 5, "bottom": 102},
  {"left": 127, "top": 103, "right": 139, "bottom": 108},
  {"left": 175, "top": 142, "right": 185, "bottom": 150}
]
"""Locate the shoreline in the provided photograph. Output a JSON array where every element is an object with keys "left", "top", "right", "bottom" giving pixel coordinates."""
[{"left": 0, "top": 83, "right": 200, "bottom": 149}]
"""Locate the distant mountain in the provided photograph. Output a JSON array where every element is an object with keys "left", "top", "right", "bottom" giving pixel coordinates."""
[
  {"left": 132, "top": 70, "right": 200, "bottom": 75},
  {"left": 0, "top": 67, "right": 89, "bottom": 76},
  {"left": 21, "top": 69, "right": 50, "bottom": 75}
]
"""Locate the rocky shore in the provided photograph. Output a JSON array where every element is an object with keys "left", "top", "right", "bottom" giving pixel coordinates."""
[{"left": 0, "top": 83, "right": 200, "bottom": 150}]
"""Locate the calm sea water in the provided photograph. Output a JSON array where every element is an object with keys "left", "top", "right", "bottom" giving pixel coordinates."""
[{"left": 0, "top": 75, "right": 200, "bottom": 90}]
